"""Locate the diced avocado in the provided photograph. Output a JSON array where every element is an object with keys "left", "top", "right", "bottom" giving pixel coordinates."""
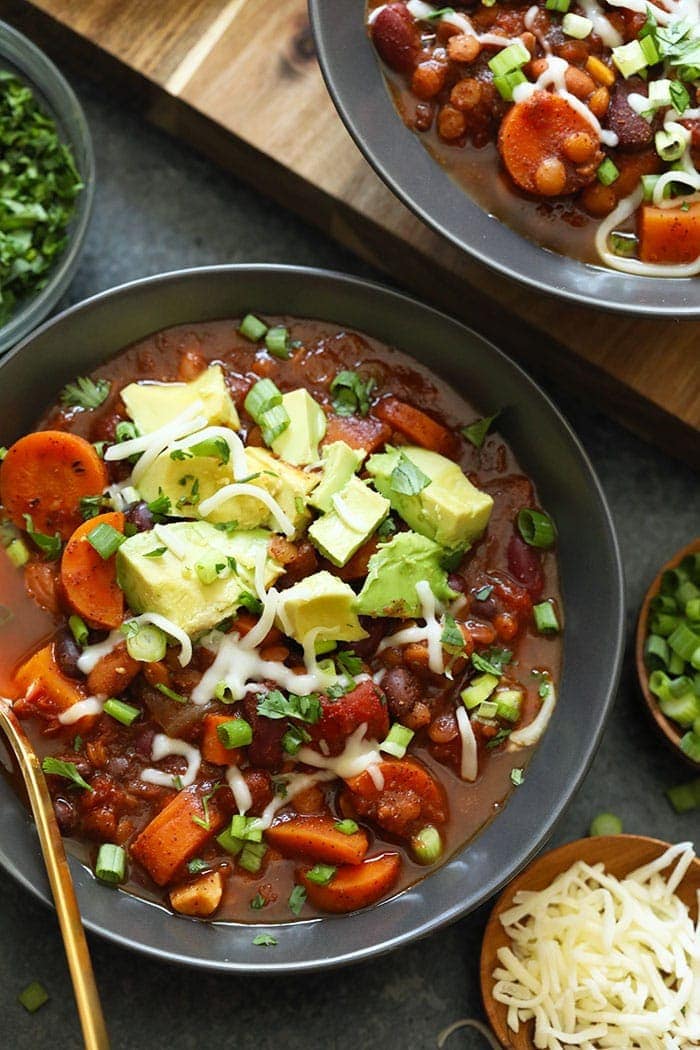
[
  {"left": 271, "top": 388, "right": 326, "bottom": 466},
  {"left": 116, "top": 522, "right": 282, "bottom": 636},
  {"left": 366, "top": 445, "right": 493, "bottom": 549},
  {"left": 275, "top": 570, "right": 368, "bottom": 646},
  {"left": 121, "top": 365, "right": 239, "bottom": 433},
  {"left": 308, "top": 441, "right": 366, "bottom": 513},
  {"left": 308, "top": 476, "right": 389, "bottom": 567},
  {"left": 354, "top": 532, "right": 457, "bottom": 618},
  {"left": 244, "top": 447, "right": 318, "bottom": 536}
]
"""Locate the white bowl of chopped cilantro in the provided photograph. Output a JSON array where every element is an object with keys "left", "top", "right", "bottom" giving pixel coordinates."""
[{"left": 0, "top": 20, "right": 94, "bottom": 353}]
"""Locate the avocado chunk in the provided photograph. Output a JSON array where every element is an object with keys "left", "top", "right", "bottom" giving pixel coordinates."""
[
  {"left": 366, "top": 445, "right": 493, "bottom": 549},
  {"left": 354, "top": 532, "right": 457, "bottom": 618},
  {"left": 308, "top": 476, "right": 389, "bottom": 567},
  {"left": 308, "top": 441, "right": 366, "bottom": 513},
  {"left": 117, "top": 522, "right": 283, "bottom": 636},
  {"left": 135, "top": 445, "right": 317, "bottom": 536},
  {"left": 275, "top": 570, "right": 368, "bottom": 646},
  {"left": 121, "top": 365, "right": 239, "bottom": 434},
  {"left": 271, "top": 388, "right": 327, "bottom": 466}
]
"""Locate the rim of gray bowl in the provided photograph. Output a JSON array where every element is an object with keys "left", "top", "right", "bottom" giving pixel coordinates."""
[
  {"left": 0, "top": 264, "right": 625, "bottom": 972},
  {"left": 308, "top": 0, "right": 700, "bottom": 317}
]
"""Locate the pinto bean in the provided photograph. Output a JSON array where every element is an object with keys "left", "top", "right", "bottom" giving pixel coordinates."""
[
  {"left": 450, "top": 78, "right": 482, "bottom": 112},
  {"left": 564, "top": 67, "right": 596, "bottom": 100},
  {"left": 438, "top": 104, "right": 467, "bottom": 141},
  {"left": 411, "top": 59, "right": 448, "bottom": 100},
  {"left": 447, "top": 33, "right": 481, "bottom": 63}
]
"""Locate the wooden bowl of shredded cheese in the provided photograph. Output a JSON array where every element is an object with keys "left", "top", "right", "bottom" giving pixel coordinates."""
[{"left": 480, "top": 835, "right": 700, "bottom": 1050}]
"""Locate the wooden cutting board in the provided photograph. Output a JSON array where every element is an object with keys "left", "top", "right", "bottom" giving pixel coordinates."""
[{"left": 6, "top": 0, "right": 700, "bottom": 467}]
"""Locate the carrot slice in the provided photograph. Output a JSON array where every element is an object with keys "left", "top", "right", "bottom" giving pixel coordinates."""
[
  {"left": 60, "top": 511, "right": 124, "bottom": 629},
  {"left": 201, "top": 713, "right": 242, "bottom": 766},
  {"left": 86, "top": 642, "right": 140, "bottom": 697},
  {"left": 130, "top": 785, "right": 228, "bottom": 886},
  {"left": 13, "top": 643, "right": 86, "bottom": 718},
  {"left": 373, "top": 397, "right": 456, "bottom": 455},
  {"left": 0, "top": 431, "right": 108, "bottom": 540},
  {"left": 638, "top": 202, "right": 700, "bottom": 264},
  {"left": 298, "top": 852, "right": 401, "bottom": 913},
  {"left": 498, "top": 92, "right": 601, "bottom": 197},
  {"left": 323, "top": 414, "right": 392, "bottom": 454},
  {"left": 345, "top": 758, "right": 447, "bottom": 837},
  {"left": 266, "top": 815, "right": 369, "bottom": 865}
]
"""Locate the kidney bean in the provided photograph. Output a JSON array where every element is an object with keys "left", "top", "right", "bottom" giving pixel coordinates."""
[
  {"left": 383, "top": 667, "right": 423, "bottom": 720},
  {"left": 125, "top": 500, "right": 155, "bottom": 533},
  {"left": 605, "top": 79, "right": 654, "bottom": 151},
  {"left": 134, "top": 725, "right": 156, "bottom": 758},
  {"left": 506, "top": 533, "right": 544, "bottom": 598},
  {"left": 54, "top": 629, "right": 84, "bottom": 680},
  {"left": 353, "top": 617, "right": 390, "bottom": 659},
  {"left": 448, "top": 573, "right": 467, "bottom": 593},
  {"left": 54, "top": 796, "right": 78, "bottom": 835},
  {"left": 371, "top": 3, "right": 420, "bottom": 74}
]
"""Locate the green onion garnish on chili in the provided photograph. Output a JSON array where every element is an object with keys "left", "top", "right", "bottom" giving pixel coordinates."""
[{"left": 517, "top": 508, "right": 556, "bottom": 549}]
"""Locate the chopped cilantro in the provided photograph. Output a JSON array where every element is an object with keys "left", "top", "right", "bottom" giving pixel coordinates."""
[
  {"left": 238, "top": 591, "right": 263, "bottom": 615},
  {"left": 390, "top": 451, "right": 431, "bottom": 496},
  {"left": 462, "top": 411, "right": 500, "bottom": 449},
  {"left": 474, "top": 585, "right": 494, "bottom": 601},
  {"left": 79, "top": 494, "right": 106, "bottom": 520},
  {"left": 440, "top": 614, "right": 465, "bottom": 652},
  {"left": 147, "top": 491, "right": 171, "bottom": 517},
  {"left": 377, "top": 516, "right": 397, "bottom": 539},
  {"left": 59, "top": 376, "right": 110, "bottom": 410},
  {"left": 250, "top": 892, "right": 267, "bottom": 910},
  {"left": 336, "top": 650, "right": 362, "bottom": 677},
  {"left": 22, "top": 514, "right": 61, "bottom": 560},
  {"left": 257, "top": 690, "right": 322, "bottom": 724},
  {"left": 471, "top": 647, "right": 512, "bottom": 676},
  {"left": 144, "top": 546, "right": 167, "bottom": 558},
  {"left": 288, "top": 884, "right": 307, "bottom": 915},
  {"left": 330, "top": 370, "right": 376, "bottom": 417},
  {"left": 252, "top": 933, "right": 277, "bottom": 947},
  {"left": 41, "top": 757, "right": 93, "bottom": 792},
  {"left": 510, "top": 767, "right": 524, "bottom": 786}
]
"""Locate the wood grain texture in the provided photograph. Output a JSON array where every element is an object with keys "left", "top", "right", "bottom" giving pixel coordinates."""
[
  {"left": 635, "top": 537, "right": 700, "bottom": 769},
  {"left": 6, "top": 0, "right": 700, "bottom": 465},
  {"left": 480, "top": 835, "right": 700, "bottom": 1050}
]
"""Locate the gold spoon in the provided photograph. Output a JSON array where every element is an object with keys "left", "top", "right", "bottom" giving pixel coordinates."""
[{"left": 0, "top": 699, "right": 110, "bottom": 1049}]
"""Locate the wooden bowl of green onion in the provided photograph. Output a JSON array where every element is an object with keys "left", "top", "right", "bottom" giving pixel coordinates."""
[{"left": 636, "top": 538, "right": 700, "bottom": 769}]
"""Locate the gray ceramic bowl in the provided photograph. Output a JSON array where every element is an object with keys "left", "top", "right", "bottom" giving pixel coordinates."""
[
  {"left": 0, "top": 265, "right": 624, "bottom": 972},
  {"left": 0, "top": 20, "right": 94, "bottom": 353},
  {"left": 309, "top": 0, "right": 700, "bottom": 316}
]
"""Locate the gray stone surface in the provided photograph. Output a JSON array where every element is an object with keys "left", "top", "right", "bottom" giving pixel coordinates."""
[{"left": 0, "top": 78, "right": 698, "bottom": 1050}]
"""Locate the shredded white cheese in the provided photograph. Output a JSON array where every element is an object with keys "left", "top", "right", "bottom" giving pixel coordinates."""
[
  {"left": 197, "top": 483, "right": 295, "bottom": 536},
  {"left": 456, "top": 705, "right": 478, "bottom": 781},
  {"left": 493, "top": 842, "right": 700, "bottom": 1049},
  {"left": 378, "top": 579, "right": 446, "bottom": 674},
  {"left": 253, "top": 770, "right": 336, "bottom": 831},
  {"left": 167, "top": 425, "right": 248, "bottom": 480},
  {"left": 76, "top": 629, "right": 124, "bottom": 675},
  {"left": 510, "top": 682, "right": 557, "bottom": 748},
  {"left": 140, "top": 733, "right": 201, "bottom": 788},
  {"left": 226, "top": 765, "right": 252, "bottom": 815},
  {"left": 58, "top": 696, "right": 105, "bottom": 725},
  {"left": 296, "top": 722, "right": 384, "bottom": 781}
]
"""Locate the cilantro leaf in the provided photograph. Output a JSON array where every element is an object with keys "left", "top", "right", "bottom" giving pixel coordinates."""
[
  {"left": 252, "top": 934, "right": 277, "bottom": 947},
  {"left": 60, "top": 376, "right": 110, "bottom": 410},
  {"left": 336, "top": 650, "right": 362, "bottom": 677},
  {"left": 471, "top": 647, "right": 512, "bottom": 676},
  {"left": 330, "top": 370, "right": 376, "bottom": 417},
  {"left": 79, "top": 494, "right": 107, "bottom": 520},
  {"left": 41, "top": 757, "right": 93, "bottom": 792},
  {"left": 22, "top": 513, "right": 61, "bottom": 560},
  {"left": 147, "top": 491, "right": 172, "bottom": 517},
  {"left": 462, "top": 411, "right": 500, "bottom": 449},
  {"left": 288, "top": 884, "right": 307, "bottom": 916},
  {"left": 257, "top": 690, "right": 322, "bottom": 724},
  {"left": 440, "top": 614, "right": 465, "bottom": 652},
  {"left": 390, "top": 451, "right": 431, "bottom": 496}
]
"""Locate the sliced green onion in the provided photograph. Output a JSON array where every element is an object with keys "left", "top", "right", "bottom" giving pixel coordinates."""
[
  {"left": 645, "top": 633, "right": 670, "bottom": 669},
  {"left": 639, "top": 33, "right": 659, "bottom": 64},
  {"left": 477, "top": 699, "right": 499, "bottom": 719},
  {"left": 238, "top": 841, "right": 267, "bottom": 873},
  {"left": 589, "top": 812, "right": 623, "bottom": 836},
  {"left": 103, "top": 698, "right": 140, "bottom": 726},
  {"left": 493, "top": 69, "right": 528, "bottom": 101},
  {"left": 334, "top": 819, "right": 359, "bottom": 835},
  {"left": 69, "top": 614, "right": 89, "bottom": 648},
  {"left": 216, "top": 827, "right": 244, "bottom": 856},
  {"left": 95, "top": 843, "right": 126, "bottom": 884},
  {"left": 668, "top": 621, "right": 700, "bottom": 661},
  {"left": 597, "top": 157, "right": 620, "bottom": 186},
  {"left": 686, "top": 598, "right": 700, "bottom": 622},
  {"left": 5, "top": 537, "right": 30, "bottom": 568},
  {"left": 562, "top": 12, "right": 592, "bottom": 37},
  {"left": 86, "top": 522, "right": 124, "bottom": 559},
  {"left": 230, "top": 814, "right": 263, "bottom": 842},
  {"left": 488, "top": 40, "right": 530, "bottom": 77},
  {"left": 239, "top": 313, "right": 268, "bottom": 342},
  {"left": 305, "top": 863, "right": 336, "bottom": 885},
  {"left": 411, "top": 825, "right": 443, "bottom": 865},
  {"left": 265, "top": 325, "right": 291, "bottom": 359},
  {"left": 680, "top": 729, "right": 700, "bottom": 763},
  {"left": 461, "top": 673, "right": 499, "bottom": 709},
  {"left": 545, "top": 0, "right": 570, "bottom": 10},
  {"left": 380, "top": 723, "right": 415, "bottom": 759},
  {"left": 155, "top": 682, "right": 188, "bottom": 704},
  {"left": 517, "top": 508, "right": 556, "bottom": 548},
  {"left": 462, "top": 412, "right": 499, "bottom": 449},
  {"left": 610, "top": 232, "right": 637, "bottom": 258},
  {"left": 126, "top": 623, "right": 167, "bottom": 663},
  {"left": 216, "top": 718, "right": 253, "bottom": 749},
  {"left": 533, "top": 600, "right": 560, "bottom": 634},
  {"left": 666, "top": 777, "right": 700, "bottom": 813},
  {"left": 260, "top": 403, "right": 291, "bottom": 446},
  {"left": 244, "top": 378, "right": 282, "bottom": 422},
  {"left": 495, "top": 688, "right": 523, "bottom": 722},
  {"left": 612, "top": 39, "right": 649, "bottom": 78},
  {"left": 655, "top": 124, "right": 691, "bottom": 162},
  {"left": 18, "top": 981, "right": 49, "bottom": 1013},
  {"left": 651, "top": 611, "right": 680, "bottom": 637}
]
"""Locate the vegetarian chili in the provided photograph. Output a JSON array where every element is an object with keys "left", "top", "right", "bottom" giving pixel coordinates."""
[{"left": 0, "top": 317, "right": 562, "bottom": 924}]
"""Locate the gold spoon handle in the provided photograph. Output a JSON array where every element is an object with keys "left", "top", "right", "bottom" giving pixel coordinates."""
[{"left": 0, "top": 701, "right": 110, "bottom": 1050}]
